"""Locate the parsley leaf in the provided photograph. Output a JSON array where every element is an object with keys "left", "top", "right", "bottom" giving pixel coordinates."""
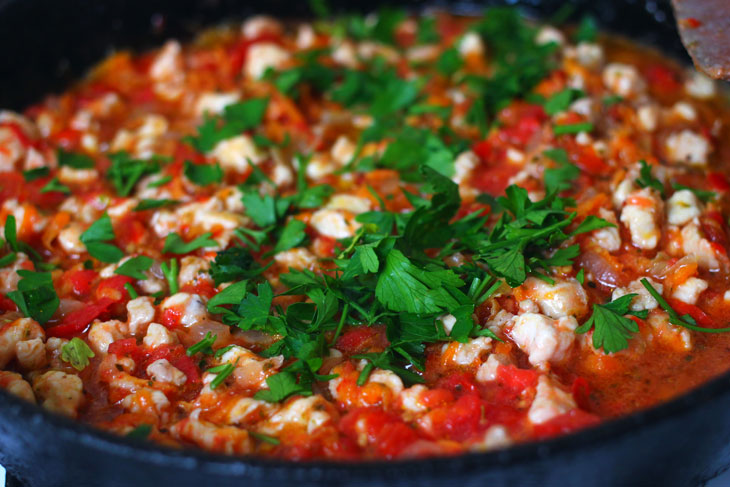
[
  {"left": 575, "top": 294, "right": 641, "bottom": 353},
  {"left": 57, "top": 149, "right": 94, "bottom": 169},
  {"left": 635, "top": 160, "right": 665, "bottom": 197},
  {"left": 553, "top": 122, "right": 594, "bottom": 135},
  {"left": 255, "top": 369, "right": 312, "bottom": 402},
  {"left": 183, "top": 160, "right": 223, "bottom": 186},
  {"left": 7, "top": 270, "right": 59, "bottom": 324},
  {"left": 61, "top": 337, "right": 95, "bottom": 370},
  {"left": 22, "top": 167, "right": 49, "bottom": 182},
  {"left": 133, "top": 199, "right": 179, "bottom": 211},
  {"left": 114, "top": 256, "right": 153, "bottom": 280},
  {"left": 436, "top": 48, "right": 463, "bottom": 77},
  {"left": 163, "top": 232, "right": 217, "bottom": 254},
  {"left": 574, "top": 15, "right": 598, "bottom": 43},
  {"left": 209, "top": 247, "right": 263, "bottom": 285},
  {"left": 543, "top": 88, "right": 584, "bottom": 116},
  {"left": 185, "top": 97, "right": 269, "bottom": 152},
  {"left": 272, "top": 219, "right": 307, "bottom": 254},
  {"left": 107, "top": 151, "right": 164, "bottom": 197},
  {"left": 80, "top": 213, "right": 124, "bottom": 263},
  {"left": 543, "top": 148, "right": 580, "bottom": 193},
  {"left": 40, "top": 178, "right": 70, "bottom": 194}
]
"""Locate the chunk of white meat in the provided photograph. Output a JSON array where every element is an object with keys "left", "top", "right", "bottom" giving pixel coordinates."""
[
  {"left": 458, "top": 32, "right": 484, "bottom": 58},
  {"left": 259, "top": 396, "right": 332, "bottom": 435},
  {"left": 536, "top": 26, "right": 565, "bottom": 46},
  {"left": 310, "top": 209, "right": 359, "bottom": 239},
  {"left": 612, "top": 278, "right": 663, "bottom": 311},
  {"left": 15, "top": 337, "right": 47, "bottom": 370},
  {"left": 147, "top": 358, "right": 188, "bottom": 386},
  {"left": 242, "top": 15, "right": 282, "bottom": 38},
  {"left": 161, "top": 293, "right": 207, "bottom": 327},
  {"left": 602, "top": 63, "right": 645, "bottom": 97},
  {"left": 667, "top": 189, "right": 701, "bottom": 226},
  {"left": 325, "top": 194, "right": 372, "bottom": 214},
  {"left": 671, "top": 102, "right": 697, "bottom": 122},
  {"left": 226, "top": 397, "right": 277, "bottom": 425},
  {"left": 296, "top": 24, "right": 316, "bottom": 50},
  {"left": 592, "top": 207, "right": 621, "bottom": 252},
  {"left": 0, "top": 371, "right": 34, "bottom": 402},
  {"left": 0, "top": 126, "right": 26, "bottom": 171},
  {"left": 327, "top": 135, "right": 355, "bottom": 166},
  {"left": 274, "top": 247, "right": 317, "bottom": 271},
  {"left": 672, "top": 277, "right": 708, "bottom": 305},
  {"left": 681, "top": 222, "right": 720, "bottom": 270},
  {"left": 444, "top": 336, "right": 493, "bottom": 366},
  {"left": 57, "top": 222, "right": 86, "bottom": 254},
  {"left": 331, "top": 41, "right": 359, "bottom": 68},
  {"left": 612, "top": 178, "right": 635, "bottom": 209},
  {"left": 648, "top": 310, "right": 692, "bottom": 352},
  {"left": 150, "top": 40, "right": 182, "bottom": 80},
  {"left": 528, "top": 375, "right": 576, "bottom": 424},
  {"left": 57, "top": 165, "right": 98, "bottom": 185},
  {"left": 439, "top": 314, "right": 457, "bottom": 335},
  {"left": 88, "top": 320, "right": 128, "bottom": 354},
  {"left": 521, "top": 277, "right": 588, "bottom": 319},
  {"left": 637, "top": 105, "right": 659, "bottom": 132},
  {"left": 171, "top": 414, "right": 252, "bottom": 454},
  {"left": 665, "top": 130, "right": 711, "bottom": 167},
  {"left": 111, "top": 114, "right": 169, "bottom": 159},
  {"left": 195, "top": 92, "right": 240, "bottom": 116},
  {"left": 452, "top": 151, "right": 479, "bottom": 185},
  {"left": 0, "top": 252, "right": 30, "bottom": 293},
  {"left": 573, "top": 43, "right": 604, "bottom": 69},
  {"left": 399, "top": 384, "right": 428, "bottom": 415},
  {"left": 143, "top": 323, "right": 179, "bottom": 348},
  {"left": 685, "top": 71, "right": 716, "bottom": 99},
  {"left": 367, "top": 369, "right": 404, "bottom": 396},
  {"left": 32, "top": 371, "right": 84, "bottom": 418},
  {"left": 245, "top": 43, "right": 290, "bottom": 79},
  {"left": 476, "top": 353, "right": 512, "bottom": 383},
  {"left": 218, "top": 345, "right": 284, "bottom": 389},
  {"left": 510, "top": 313, "right": 577, "bottom": 367},
  {"left": 178, "top": 256, "right": 211, "bottom": 287},
  {"left": 620, "top": 188, "right": 662, "bottom": 250},
  {"left": 126, "top": 297, "right": 156, "bottom": 335},
  {"left": 210, "top": 134, "right": 266, "bottom": 172},
  {"left": 469, "top": 425, "right": 513, "bottom": 452},
  {"left": 0, "top": 318, "right": 45, "bottom": 368}
]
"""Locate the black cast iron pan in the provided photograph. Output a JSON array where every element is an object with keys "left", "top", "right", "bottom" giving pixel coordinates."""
[{"left": 0, "top": 1, "right": 728, "bottom": 486}]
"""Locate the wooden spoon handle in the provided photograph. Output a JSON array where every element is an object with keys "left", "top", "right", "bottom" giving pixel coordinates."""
[{"left": 672, "top": 0, "right": 730, "bottom": 79}]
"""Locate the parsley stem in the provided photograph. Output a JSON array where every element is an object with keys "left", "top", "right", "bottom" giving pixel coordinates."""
[
  {"left": 356, "top": 361, "right": 374, "bottom": 386},
  {"left": 123, "top": 282, "right": 138, "bottom": 299},
  {"left": 161, "top": 258, "right": 179, "bottom": 295},
  {"left": 330, "top": 303, "right": 350, "bottom": 346},
  {"left": 640, "top": 278, "right": 730, "bottom": 333}
]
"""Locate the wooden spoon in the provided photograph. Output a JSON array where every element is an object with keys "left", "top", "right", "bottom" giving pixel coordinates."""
[{"left": 672, "top": 0, "right": 730, "bottom": 79}]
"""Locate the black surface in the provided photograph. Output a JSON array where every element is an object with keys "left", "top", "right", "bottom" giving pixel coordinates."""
[{"left": 0, "top": 1, "right": 725, "bottom": 486}]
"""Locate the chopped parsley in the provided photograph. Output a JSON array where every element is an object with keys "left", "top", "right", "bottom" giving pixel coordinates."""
[
  {"left": 163, "top": 232, "right": 217, "bottom": 254},
  {"left": 161, "top": 259, "right": 179, "bottom": 295},
  {"left": 80, "top": 213, "right": 124, "bottom": 263},
  {"left": 543, "top": 88, "right": 585, "bottom": 116},
  {"left": 553, "top": 122, "right": 594, "bottom": 135},
  {"left": 61, "top": 337, "right": 96, "bottom": 370},
  {"left": 183, "top": 160, "right": 223, "bottom": 186},
  {"left": 22, "top": 167, "right": 50, "bottom": 182},
  {"left": 107, "top": 151, "right": 165, "bottom": 197},
  {"left": 57, "top": 149, "right": 94, "bottom": 169},
  {"left": 635, "top": 160, "right": 665, "bottom": 197},
  {"left": 186, "top": 332, "right": 217, "bottom": 356},
  {"left": 185, "top": 97, "right": 269, "bottom": 153},
  {"left": 7, "top": 270, "right": 59, "bottom": 324},
  {"left": 575, "top": 294, "right": 646, "bottom": 353},
  {"left": 40, "top": 178, "right": 70, "bottom": 194},
  {"left": 114, "top": 256, "right": 153, "bottom": 280},
  {"left": 133, "top": 199, "right": 179, "bottom": 211}
]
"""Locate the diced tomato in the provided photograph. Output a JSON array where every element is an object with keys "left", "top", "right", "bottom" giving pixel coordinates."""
[
  {"left": 497, "top": 365, "right": 539, "bottom": 393},
  {"left": 229, "top": 33, "right": 282, "bottom": 74},
  {"left": 667, "top": 299, "right": 717, "bottom": 328},
  {"left": 161, "top": 306, "right": 184, "bottom": 329},
  {"left": 51, "top": 128, "right": 82, "bottom": 149},
  {"left": 95, "top": 275, "right": 133, "bottom": 302},
  {"left": 46, "top": 297, "right": 115, "bottom": 338},
  {"left": 684, "top": 17, "right": 702, "bottom": 28},
  {"left": 335, "top": 326, "right": 384, "bottom": 355},
  {"left": 643, "top": 64, "right": 682, "bottom": 95},
  {"left": 532, "top": 409, "right": 601, "bottom": 439},
  {"left": 571, "top": 377, "right": 592, "bottom": 410},
  {"left": 708, "top": 172, "right": 730, "bottom": 192},
  {"left": 420, "top": 388, "right": 455, "bottom": 409},
  {"left": 428, "top": 393, "right": 485, "bottom": 441},
  {"left": 66, "top": 269, "right": 98, "bottom": 296},
  {"left": 436, "top": 371, "right": 478, "bottom": 396},
  {"left": 181, "top": 279, "right": 216, "bottom": 299},
  {"left": 559, "top": 138, "right": 610, "bottom": 175},
  {"left": 340, "top": 408, "right": 419, "bottom": 458},
  {"left": 145, "top": 344, "right": 201, "bottom": 383},
  {"left": 108, "top": 338, "right": 146, "bottom": 362},
  {"left": 0, "top": 172, "right": 67, "bottom": 209},
  {"left": 0, "top": 295, "right": 17, "bottom": 312}
]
